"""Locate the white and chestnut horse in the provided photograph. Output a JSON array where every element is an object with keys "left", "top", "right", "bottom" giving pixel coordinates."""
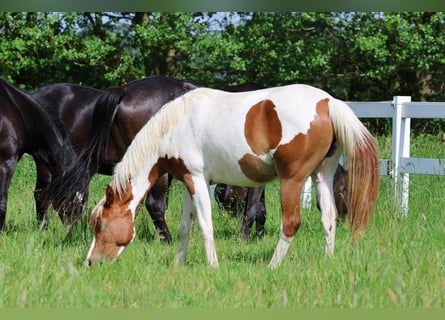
[{"left": 86, "top": 84, "right": 380, "bottom": 268}]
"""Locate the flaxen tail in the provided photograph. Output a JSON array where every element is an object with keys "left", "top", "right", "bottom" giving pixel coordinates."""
[{"left": 328, "top": 98, "right": 380, "bottom": 238}]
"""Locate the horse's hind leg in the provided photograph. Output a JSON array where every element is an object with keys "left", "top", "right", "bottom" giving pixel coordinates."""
[
  {"left": 254, "top": 187, "right": 266, "bottom": 238},
  {"left": 241, "top": 186, "right": 266, "bottom": 240},
  {"left": 312, "top": 155, "right": 341, "bottom": 256},
  {"left": 145, "top": 173, "right": 172, "bottom": 243},
  {"left": 269, "top": 177, "right": 305, "bottom": 268}
]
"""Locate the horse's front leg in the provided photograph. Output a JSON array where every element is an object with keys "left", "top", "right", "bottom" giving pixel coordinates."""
[
  {"left": 192, "top": 177, "right": 218, "bottom": 267},
  {"left": 34, "top": 161, "right": 51, "bottom": 229},
  {"left": 145, "top": 173, "right": 172, "bottom": 244},
  {"left": 0, "top": 158, "right": 18, "bottom": 231}
]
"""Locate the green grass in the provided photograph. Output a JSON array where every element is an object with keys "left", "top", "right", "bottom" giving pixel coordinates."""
[{"left": 0, "top": 134, "right": 444, "bottom": 308}]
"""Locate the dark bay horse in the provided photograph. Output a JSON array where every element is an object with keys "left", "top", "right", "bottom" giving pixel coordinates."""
[
  {"left": 86, "top": 84, "right": 379, "bottom": 267},
  {"left": 34, "top": 76, "right": 196, "bottom": 239},
  {"left": 43, "top": 78, "right": 269, "bottom": 241},
  {"left": 0, "top": 77, "right": 76, "bottom": 230}
]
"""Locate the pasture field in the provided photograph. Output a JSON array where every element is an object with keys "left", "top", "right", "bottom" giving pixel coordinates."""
[{"left": 0, "top": 134, "right": 444, "bottom": 308}]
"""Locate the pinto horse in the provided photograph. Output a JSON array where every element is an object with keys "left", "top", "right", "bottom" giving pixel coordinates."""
[
  {"left": 86, "top": 84, "right": 380, "bottom": 267},
  {"left": 34, "top": 76, "right": 196, "bottom": 236},
  {"left": 0, "top": 77, "right": 76, "bottom": 230}
]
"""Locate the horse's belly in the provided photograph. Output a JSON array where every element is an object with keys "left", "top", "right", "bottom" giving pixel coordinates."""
[{"left": 206, "top": 152, "right": 276, "bottom": 187}]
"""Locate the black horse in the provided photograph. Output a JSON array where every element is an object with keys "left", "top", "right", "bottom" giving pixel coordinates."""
[
  {"left": 0, "top": 77, "right": 77, "bottom": 231},
  {"left": 34, "top": 76, "right": 196, "bottom": 241}
]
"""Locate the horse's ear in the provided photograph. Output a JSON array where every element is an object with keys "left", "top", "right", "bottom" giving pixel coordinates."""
[{"left": 105, "top": 184, "right": 114, "bottom": 207}]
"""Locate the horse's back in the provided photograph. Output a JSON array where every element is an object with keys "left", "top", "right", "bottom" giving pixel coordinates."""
[
  {"left": 181, "top": 84, "right": 335, "bottom": 185},
  {"left": 112, "top": 76, "right": 197, "bottom": 143},
  {"left": 32, "top": 83, "right": 103, "bottom": 121},
  {"left": 190, "top": 84, "right": 332, "bottom": 147},
  {"left": 32, "top": 83, "right": 104, "bottom": 149}
]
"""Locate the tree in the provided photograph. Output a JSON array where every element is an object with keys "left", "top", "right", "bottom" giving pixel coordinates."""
[
  {"left": 1, "top": 12, "right": 444, "bottom": 107},
  {"left": 0, "top": 12, "right": 120, "bottom": 91}
]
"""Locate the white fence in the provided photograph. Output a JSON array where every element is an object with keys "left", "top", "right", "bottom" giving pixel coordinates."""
[{"left": 302, "top": 96, "right": 445, "bottom": 216}]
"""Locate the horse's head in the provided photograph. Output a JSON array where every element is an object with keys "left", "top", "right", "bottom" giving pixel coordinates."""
[
  {"left": 86, "top": 183, "right": 135, "bottom": 266},
  {"left": 56, "top": 189, "right": 87, "bottom": 225}
]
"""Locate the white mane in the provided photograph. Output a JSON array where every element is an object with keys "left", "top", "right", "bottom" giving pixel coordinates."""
[{"left": 112, "top": 87, "right": 210, "bottom": 194}]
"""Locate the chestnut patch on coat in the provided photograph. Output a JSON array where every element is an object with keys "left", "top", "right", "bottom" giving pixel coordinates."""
[
  {"left": 238, "top": 154, "right": 277, "bottom": 183},
  {"left": 239, "top": 99, "right": 282, "bottom": 183},
  {"left": 148, "top": 156, "right": 195, "bottom": 195},
  {"left": 274, "top": 98, "right": 334, "bottom": 179},
  {"left": 244, "top": 99, "right": 282, "bottom": 155}
]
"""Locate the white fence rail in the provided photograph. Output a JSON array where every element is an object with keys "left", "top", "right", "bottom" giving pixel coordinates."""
[{"left": 302, "top": 96, "right": 445, "bottom": 216}]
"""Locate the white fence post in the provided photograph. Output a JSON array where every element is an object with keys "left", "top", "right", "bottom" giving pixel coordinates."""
[{"left": 392, "top": 96, "right": 412, "bottom": 216}]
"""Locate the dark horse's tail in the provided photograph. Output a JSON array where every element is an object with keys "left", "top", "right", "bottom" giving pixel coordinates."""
[
  {"left": 46, "top": 86, "right": 124, "bottom": 225},
  {"left": 79, "top": 87, "right": 123, "bottom": 178}
]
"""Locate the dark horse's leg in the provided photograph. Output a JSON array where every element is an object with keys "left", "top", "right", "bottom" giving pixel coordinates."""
[
  {"left": 33, "top": 161, "right": 51, "bottom": 229},
  {"left": 241, "top": 186, "right": 266, "bottom": 240},
  {"left": 214, "top": 184, "right": 266, "bottom": 241},
  {"left": 214, "top": 183, "right": 243, "bottom": 217},
  {"left": 145, "top": 173, "right": 173, "bottom": 243},
  {"left": 0, "top": 158, "right": 18, "bottom": 231}
]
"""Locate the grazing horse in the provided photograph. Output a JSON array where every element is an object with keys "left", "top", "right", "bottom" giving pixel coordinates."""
[
  {"left": 35, "top": 76, "right": 196, "bottom": 238},
  {"left": 86, "top": 84, "right": 379, "bottom": 268},
  {"left": 0, "top": 77, "right": 76, "bottom": 230}
]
